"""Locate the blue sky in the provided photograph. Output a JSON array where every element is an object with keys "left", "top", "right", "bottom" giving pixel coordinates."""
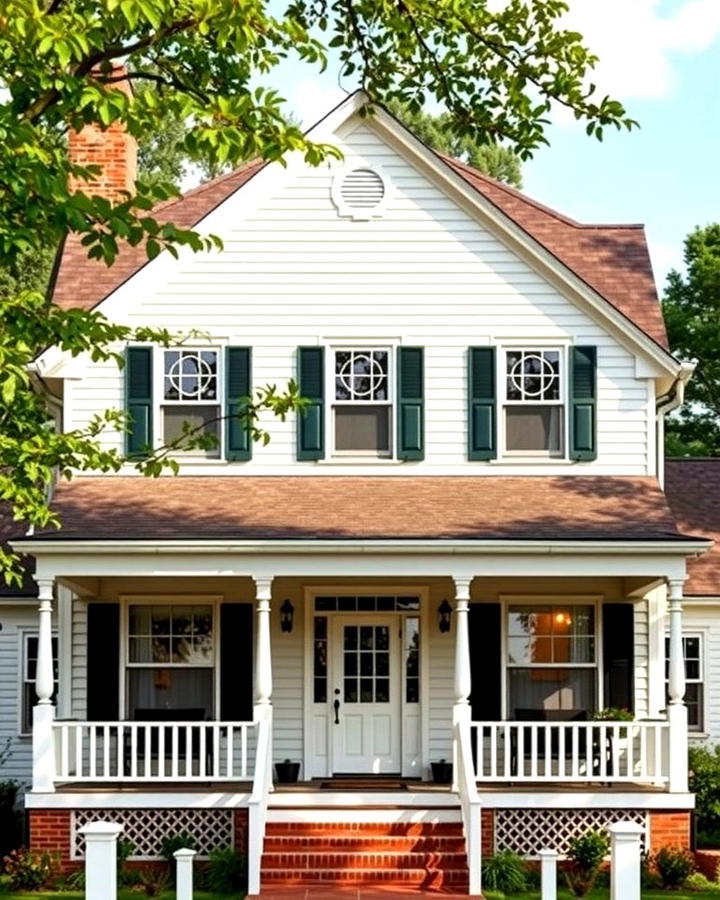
[{"left": 266, "top": 0, "right": 720, "bottom": 292}]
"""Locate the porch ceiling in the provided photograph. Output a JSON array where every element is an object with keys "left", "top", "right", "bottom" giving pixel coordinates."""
[{"left": 24, "top": 475, "right": 699, "bottom": 543}]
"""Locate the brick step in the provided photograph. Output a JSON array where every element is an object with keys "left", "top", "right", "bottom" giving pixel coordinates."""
[
  {"left": 264, "top": 836, "right": 467, "bottom": 853},
  {"left": 260, "top": 868, "right": 469, "bottom": 887},
  {"left": 264, "top": 821, "right": 463, "bottom": 836},
  {"left": 262, "top": 852, "right": 469, "bottom": 870}
]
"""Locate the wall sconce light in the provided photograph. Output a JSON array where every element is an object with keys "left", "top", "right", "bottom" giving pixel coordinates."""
[
  {"left": 280, "top": 599, "right": 295, "bottom": 633},
  {"left": 438, "top": 599, "right": 452, "bottom": 633}
]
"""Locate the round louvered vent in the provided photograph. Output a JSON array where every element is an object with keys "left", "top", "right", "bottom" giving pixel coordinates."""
[{"left": 331, "top": 166, "right": 389, "bottom": 220}]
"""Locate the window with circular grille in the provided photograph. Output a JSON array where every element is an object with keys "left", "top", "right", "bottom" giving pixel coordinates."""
[{"left": 331, "top": 167, "right": 389, "bottom": 220}]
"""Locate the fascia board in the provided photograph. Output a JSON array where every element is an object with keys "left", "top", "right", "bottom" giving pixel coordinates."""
[
  {"left": 12, "top": 538, "right": 713, "bottom": 557},
  {"left": 363, "top": 108, "right": 679, "bottom": 377}
]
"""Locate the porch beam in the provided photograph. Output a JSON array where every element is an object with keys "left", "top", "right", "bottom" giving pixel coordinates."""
[
  {"left": 32, "top": 577, "right": 56, "bottom": 793},
  {"left": 666, "top": 577, "right": 688, "bottom": 793}
]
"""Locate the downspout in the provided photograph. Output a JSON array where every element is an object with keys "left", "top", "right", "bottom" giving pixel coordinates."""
[{"left": 655, "top": 360, "right": 695, "bottom": 488}]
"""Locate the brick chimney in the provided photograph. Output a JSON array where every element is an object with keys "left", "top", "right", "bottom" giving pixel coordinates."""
[{"left": 68, "top": 65, "right": 137, "bottom": 201}]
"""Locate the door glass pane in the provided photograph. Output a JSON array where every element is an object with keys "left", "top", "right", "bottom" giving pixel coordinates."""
[
  {"left": 360, "top": 679, "right": 373, "bottom": 702},
  {"left": 360, "top": 626, "right": 373, "bottom": 650},
  {"left": 405, "top": 617, "right": 420, "bottom": 703},
  {"left": 344, "top": 627, "right": 357, "bottom": 650},
  {"left": 375, "top": 626, "right": 389, "bottom": 650},
  {"left": 376, "top": 652, "right": 389, "bottom": 676},
  {"left": 376, "top": 679, "right": 389, "bottom": 702},
  {"left": 344, "top": 679, "right": 358, "bottom": 703},
  {"left": 360, "top": 653, "right": 373, "bottom": 676}
]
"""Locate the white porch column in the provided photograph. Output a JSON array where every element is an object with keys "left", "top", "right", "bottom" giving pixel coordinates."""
[
  {"left": 32, "top": 578, "right": 56, "bottom": 793},
  {"left": 539, "top": 848, "right": 558, "bottom": 900},
  {"left": 609, "top": 821, "right": 644, "bottom": 900},
  {"left": 254, "top": 577, "right": 273, "bottom": 716},
  {"left": 667, "top": 577, "right": 689, "bottom": 793},
  {"left": 452, "top": 577, "right": 472, "bottom": 790},
  {"left": 80, "top": 821, "right": 123, "bottom": 900}
]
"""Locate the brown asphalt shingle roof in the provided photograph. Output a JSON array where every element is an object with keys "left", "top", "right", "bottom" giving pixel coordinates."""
[
  {"left": 665, "top": 459, "right": 720, "bottom": 596},
  {"left": 52, "top": 145, "right": 668, "bottom": 350},
  {"left": 29, "top": 475, "right": 692, "bottom": 543}
]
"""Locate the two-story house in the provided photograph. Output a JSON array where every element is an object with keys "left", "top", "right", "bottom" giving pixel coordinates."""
[{"left": 3, "top": 90, "right": 713, "bottom": 895}]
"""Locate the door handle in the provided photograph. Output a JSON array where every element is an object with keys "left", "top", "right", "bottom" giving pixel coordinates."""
[{"left": 333, "top": 698, "right": 340, "bottom": 725}]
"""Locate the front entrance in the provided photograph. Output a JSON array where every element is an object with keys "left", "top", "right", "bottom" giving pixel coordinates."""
[{"left": 331, "top": 617, "right": 402, "bottom": 773}]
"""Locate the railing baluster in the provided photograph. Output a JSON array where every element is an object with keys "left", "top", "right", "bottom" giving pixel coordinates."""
[
  {"left": 144, "top": 725, "right": 151, "bottom": 779},
  {"left": 503, "top": 723, "right": 510, "bottom": 778},
  {"left": 639, "top": 725, "right": 647, "bottom": 780},
  {"left": 544, "top": 724, "right": 551, "bottom": 779},
  {"left": 158, "top": 726, "right": 165, "bottom": 779},
  {"left": 116, "top": 724, "right": 123, "bottom": 779},
  {"left": 130, "top": 725, "right": 137, "bottom": 779},
  {"left": 490, "top": 724, "right": 497, "bottom": 779},
  {"left": 226, "top": 724, "right": 234, "bottom": 778},
  {"left": 558, "top": 725, "right": 565, "bottom": 780},
  {"left": 59, "top": 724, "right": 68, "bottom": 779},
  {"left": 213, "top": 724, "right": 221, "bottom": 779},
  {"left": 89, "top": 725, "right": 97, "bottom": 779},
  {"left": 571, "top": 725, "right": 579, "bottom": 779},
  {"left": 76, "top": 724, "right": 83, "bottom": 779}
]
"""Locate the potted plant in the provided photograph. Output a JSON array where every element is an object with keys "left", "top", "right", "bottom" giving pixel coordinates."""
[
  {"left": 430, "top": 759, "right": 453, "bottom": 783},
  {"left": 591, "top": 708, "right": 634, "bottom": 777},
  {"left": 274, "top": 759, "right": 301, "bottom": 783},
  {"left": 591, "top": 707, "right": 633, "bottom": 722}
]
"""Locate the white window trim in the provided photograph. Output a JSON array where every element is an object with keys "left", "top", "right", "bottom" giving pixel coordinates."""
[
  {"left": 664, "top": 630, "right": 705, "bottom": 734},
  {"left": 499, "top": 345, "right": 568, "bottom": 460},
  {"left": 325, "top": 343, "right": 396, "bottom": 460},
  {"left": 154, "top": 347, "right": 223, "bottom": 459},
  {"left": 119, "top": 595, "right": 222, "bottom": 721},
  {"left": 500, "top": 595, "right": 603, "bottom": 720},
  {"left": 19, "top": 629, "right": 58, "bottom": 736}
]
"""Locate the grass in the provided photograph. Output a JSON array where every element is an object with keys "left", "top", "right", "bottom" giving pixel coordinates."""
[
  {"left": 484, "top": 892, "right": 719, "bottom": 899},
  {"left": 3, "top": 894, "right": 242, "bottom": 900}
]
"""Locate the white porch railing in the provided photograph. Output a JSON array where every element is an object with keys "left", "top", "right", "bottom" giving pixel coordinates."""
[
  {"left": 53, "top": 720, "right": 255, "bottom": 782},
  {"left": 247, "top": 710, "right": 273, "bottom": 896},
  {"left": 454, "top": 718, "right": 482, "bottom": 896},
  {"left": 471, "top": 720, "right": 669, "bottom": 784}
]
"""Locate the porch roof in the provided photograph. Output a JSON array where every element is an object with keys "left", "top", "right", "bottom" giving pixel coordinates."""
[
  {"left": 665, "top": 459, "right": 720, "bottom": 596},
  {"left": 27, "top": 475, "right": 697, "bottom": 543}
]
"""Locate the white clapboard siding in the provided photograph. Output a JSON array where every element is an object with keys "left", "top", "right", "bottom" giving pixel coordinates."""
[
  {"left": 634, "top": 599, "right": 650, "bottom": 719},
  {"left": 71, "top": 596, "right": 87, "bottom": 720},
  {"left": 427, "top": 621, "right": 455, "bottom": 762},
  {"left": 271, "top": 600, "right": 304, "bottom": 767},
  {"left": 0, "top": 602, "right": 54, "bottom": 787},
  {"left": 66, "top": 119, "right": 653, "bottom": 477},
  {"left": 682, "top": 605, "right": 720, "bottom": 744}
]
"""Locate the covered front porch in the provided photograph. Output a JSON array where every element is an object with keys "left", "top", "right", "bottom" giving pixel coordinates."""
[{"left": 18, "top": 539, "right": 701, "bottom": 798}]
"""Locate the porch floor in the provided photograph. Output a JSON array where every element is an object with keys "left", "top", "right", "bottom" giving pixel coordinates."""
[{"left": 52, "top": 778, "right": 665, "bottom": 793}]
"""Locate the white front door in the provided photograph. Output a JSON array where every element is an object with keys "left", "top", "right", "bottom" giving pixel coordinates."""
[{"left": 331, "top": 617, "right": 402, "bottom": 774}]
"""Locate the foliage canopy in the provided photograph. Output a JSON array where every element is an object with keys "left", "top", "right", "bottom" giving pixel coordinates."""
[{"left": 0, "top": 0, "right": 636, "bottom": 584}]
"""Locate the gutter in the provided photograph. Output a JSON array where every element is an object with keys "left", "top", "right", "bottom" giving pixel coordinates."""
[{"left": 656, "top": 360, "right": 695, "bottom": 487}]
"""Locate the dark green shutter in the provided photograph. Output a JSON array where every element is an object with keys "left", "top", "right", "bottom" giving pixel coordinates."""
[
  {"left": 603, "top": 603, "right": 634, "bottom": 713},
  {"left": 125, "top": 346, "right": 153, "bottom": 457},
  {"left": 570, "top": 346, "right": 597, "bottom": 461},
  {"left": 87, "top": 603, "right": 120, "bottom": 720},
  {"left": 297, "top": 347, "right": 325, "bottom": 460},
  {"left": 469, "top": 603, "right": 502, "bottom": 720},
  {"left": 397, "top": 347, "right": 424, "bottom": 461},
  {"left": 225, "top": 347, "right": 252, "bottom": 461},
  {"left": 468, "top": 347, "right": 497, "bottom": 460},
  {"left": 220, "top": 604, "right": 253, "bottom": 721}
]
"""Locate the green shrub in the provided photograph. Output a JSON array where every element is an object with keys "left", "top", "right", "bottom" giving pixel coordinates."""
[
  {"left": 160, "top": 831, "right": 196, "bottom": 883},
  {"left": 653, "top": 845, "right": 695, "bottom": 888},
  {"left": 138, "top": 867, "right": 169, "bottom": 897},
  {"left": 690, "top": 744, "right": 720, "bottom": 839},
  {"left": 205, "top": 846, "right": 246, "bottom": 894},
  {"left": 684, "top": 871, "right": 720, "bottom": 892},
  {"left": 565, "top": 830, "right": 609, "bottom": 898},
  {"left": 2, "top": 848, "right": 60, "bottom": 891},
  {"left": 481, "top": 849, "right": 527, "bottom": 894},
  {"left": 117, "top": 838, "right": 138, "bottom": 887}
]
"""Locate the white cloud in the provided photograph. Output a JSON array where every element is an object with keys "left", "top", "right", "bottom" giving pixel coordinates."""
[{"left": 561, "top": 0, "right": 720, "bottom": 99}]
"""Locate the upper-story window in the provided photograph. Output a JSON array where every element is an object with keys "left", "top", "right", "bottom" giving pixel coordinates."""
[
  {"left": 331, "top": 348, "right": 392, "bottom": 456},
  {"left": 503, "top": 348, "right": 564, "bottom": 456},
  {"left": 161, "top": 349, "right": 220, "bottom": 457},
  {"left": 665, "top": 633, "right": 704, "bottom": 732}
]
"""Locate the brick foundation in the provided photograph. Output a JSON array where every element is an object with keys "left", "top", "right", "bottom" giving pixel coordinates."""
[
  {"left": 234, "top": 809, "right": 248, "bottom": 855},
  {"left": 695, "top": 850, "right": 720, "bottom": 882},
  {"left": 28, "top": 810, "right": 76, "bottom": 873},
  {"left": 481, "top": 809, "right": 494, "bottom": 855},
  {"left": 648, "top": 811, "right": 692, "bottom": 853}
]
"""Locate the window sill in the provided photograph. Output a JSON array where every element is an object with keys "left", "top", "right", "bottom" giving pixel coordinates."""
[
  {"left": 316, "top": 457, "right": 406, "bottom": 466},
  {"left": 490, "top": 458, "right": 572, "bottom": 466}
]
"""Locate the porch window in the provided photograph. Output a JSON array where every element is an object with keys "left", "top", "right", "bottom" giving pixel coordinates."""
[
  {"left": 331, "top": 348, "right": 392, "bottom": 455},
  {"left": 126, "top": 605, "right": 214, "bottom": 720},
  {"left": 161, "top": 349, "right": 220, "bottom": 457},
  {"left": 503, "top": 349, "right": 564, "bottom": 455},
  {"left": 21, "top": 634, "right": 58, "bottom": 734},
  {"left": 665, "top": 634, "right": 704, "bottom": 732},
  {"left": 507, "top": 605, "right": 596, "bottom": 718}
]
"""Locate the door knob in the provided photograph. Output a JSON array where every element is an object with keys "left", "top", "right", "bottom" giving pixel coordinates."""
[{"left": 333, "top": 698, "right": 340, "bottom": 724}]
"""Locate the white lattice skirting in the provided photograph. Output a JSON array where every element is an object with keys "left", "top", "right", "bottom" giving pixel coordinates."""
[
  {"left": 72, "top": 809, "right": 234, "bottom": 860},
  {"left": 495, "top": 808, "right": 648, "bottom": 858}
]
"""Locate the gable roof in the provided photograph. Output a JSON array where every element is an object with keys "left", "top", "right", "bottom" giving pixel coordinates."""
[
  {"left": 665, "top": 459, "right": 720, "bottom": 596},
  {"left": 51, "top": 109, "right": 668, "bottom": 350},
  {"left": 25, "top": 475, "right": 694, "bottom": 543}
]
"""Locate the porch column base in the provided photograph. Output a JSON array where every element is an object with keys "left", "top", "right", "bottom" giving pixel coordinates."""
[
  {"left": 667, "top": 702, "right": 689, "bottom": 793},
  {"left": 32, "top": 704, "right": 56, "bottom": 793}
]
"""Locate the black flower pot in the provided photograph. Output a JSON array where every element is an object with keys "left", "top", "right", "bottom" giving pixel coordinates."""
[
  {"left": 275, "top": 761, "right": 300, "bottom": 783},
  {"left": 431, "top": 761, "right": 453, "bottom": 784}
]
